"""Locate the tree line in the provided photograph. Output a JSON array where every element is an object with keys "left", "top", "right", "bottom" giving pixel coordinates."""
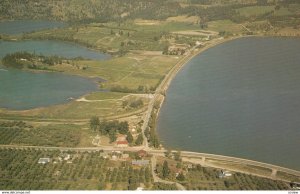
[{"left": 2, "top": 51, "right": 64, "bottom": 69}]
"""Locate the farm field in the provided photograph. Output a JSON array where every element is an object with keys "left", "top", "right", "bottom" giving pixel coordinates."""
[
  {"left": 0, "top": 148, "right": 153, "bottom": 190},
  {"left": 153, "top": 156, "right": 290, "bottom": 190}
]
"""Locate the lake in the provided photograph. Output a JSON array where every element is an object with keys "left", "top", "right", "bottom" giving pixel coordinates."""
[
  {"left": 0, "top": 69, "right": 98, "bottom": 110},
  {"left": 0, "top": 40, "right": 110, "bottom": 60},
  {"left": 0, "top": 20, "right": 109, "bottom": 110},
  {"left": 0, "top": 20, "right": 65, "bottom": 35},
  {"left": 157, "top": 37, "right": 300, "bottom": 170},
  {"left": 0, "top": 40, "right": 110, "bottom": 110}
]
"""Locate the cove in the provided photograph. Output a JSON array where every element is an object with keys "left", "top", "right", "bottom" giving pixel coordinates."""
[
  {"left": 157, "top": 37, "right": 300, "bottom": 170},
  {"left": 0, "top": 40, "right": 109, "bottom": 110},
  {"left": 0, "top": 20, "right": 109, "bottom": 110},
  {"left": 0, "top": 69, "right": 97, "bottom": 110},
  {"left": 0, "top": 40, "right": 110, "bottom": 60}
]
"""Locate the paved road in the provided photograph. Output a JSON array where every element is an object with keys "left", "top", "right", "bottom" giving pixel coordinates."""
[
  {"left": 1, "top": 144, "right": 299, "bottom": 181},
  {"left": 150, "top": 155, "right": 186, "bottom": 190},
  {"left": 140, "top": 43, "right": 202, "bottom": 148},
  {"left": 149, "top": 149, "right": 300, "bottom": 181},
  {"left": 140, "top": 37, "right": 240, "bottom": 148}
]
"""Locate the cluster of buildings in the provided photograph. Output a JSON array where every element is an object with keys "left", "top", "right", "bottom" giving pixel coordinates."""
[
  {"left": 166, "top": 43, "right": 191, "bottom": 55},
  {"left": 107, "top": 149, "right": 150, "bottom": 166},
  {"left": 37, "top": 149, "right": 150, "bottom": 167}
]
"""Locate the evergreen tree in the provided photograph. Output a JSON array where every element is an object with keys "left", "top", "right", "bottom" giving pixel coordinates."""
[
  {"left": 109, "top": 129, "right": 117, "bottom": 143},
  {"left": 135, "top": 134, "right": 144, "bottom": 145},
  {"left": 162, "top": 160, "right": 170, "bottom": 178},
  {"left": 173, "top": 151, "right": 181, "bottom": 161},
  {"left": 126, "top": 132, "right": 133, "bottom": 144},
  {"left": 176, "top": 172, "right": 185, "bottom": 181},
  {"left": 89, "top": 116, "right": 100, "bottom": 131}
]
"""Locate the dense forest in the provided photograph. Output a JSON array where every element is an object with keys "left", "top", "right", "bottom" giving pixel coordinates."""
[
  {"left": 2, "top": 51, "right": 64, "bottom": 69},
  {"left": 0, "top": 0, "right": 299, "bottom": 25}
]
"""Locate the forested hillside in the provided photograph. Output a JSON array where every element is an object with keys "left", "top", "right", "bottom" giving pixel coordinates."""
[
  {"left": 0, "top": 0, "right": 183, "bottom": 22},
  {"left": 1, "top": 0, "right": 299, "bottom": 25}
]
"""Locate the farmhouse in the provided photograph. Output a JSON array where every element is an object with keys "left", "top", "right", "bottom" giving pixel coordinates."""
[
  {"left": 167, "top": 43, "right": 190, "bottom": 55},
  {"left": 116, "top": 140, "right": 129, "bottom": 147}
]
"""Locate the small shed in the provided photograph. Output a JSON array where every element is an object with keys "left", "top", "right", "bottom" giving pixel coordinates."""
[
  {"left": 132, "top": 160, "right": 150, "bottom": 166},
  {"left": 218, "top": 170, "right": 232, "bottom": 178},
  {"left": 38, "top": 158, "right": 50, "bottom": 164}
]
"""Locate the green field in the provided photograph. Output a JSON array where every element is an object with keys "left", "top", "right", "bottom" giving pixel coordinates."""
[
  {"left": 0, "top": 121, "right": 92, "bottom": 147},
  {"left": 237, "top": 6, "right": 275, "bottom": 17},
  {"left": 207, "top": 20, "right": 245, "bottom": 34},
  {"left": 24, "top": 21, "right": 202, "bottom": 51}
]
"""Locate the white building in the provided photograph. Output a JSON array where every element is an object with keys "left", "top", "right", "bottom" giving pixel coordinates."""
[{"left": 38, "top": 158, "right": 50, "bottom": 164}]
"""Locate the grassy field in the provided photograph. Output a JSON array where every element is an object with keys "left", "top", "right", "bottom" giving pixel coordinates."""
[
  {"left": 48, "top": 54, "right": 179, "bottom": 91},
  {"left": 0, "top": 51, "right": 178, "bottom": 121},
  {"left": 237, "top": 5, "right": 297, "bottom": 17},
  {"left": 207, "top": 20, "right": 245, "bottom": 35},
  {"left": 24, "top": 21, "right": 203, "bottom": 52},
  {"left": 0, "top": 98, "right": 147, "bottom": 120},
  {"left": 0, "top": 121, "right": 94, "bottom": 147},
  {"left": 237, "top": 6, "right": 275, "bottom": 17}
]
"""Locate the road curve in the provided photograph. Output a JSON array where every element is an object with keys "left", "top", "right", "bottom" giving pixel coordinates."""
[{"left": 151, "top": 156, "right": 186, "bottom": 190}]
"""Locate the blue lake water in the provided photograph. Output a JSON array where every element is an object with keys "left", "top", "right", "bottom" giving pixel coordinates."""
[
  {"left": 0, "top": 40, "right": 110, "bottom": 60},
  {"left": 0, "top": 20, "right": 66, "bottom": 35},
  {"left": 0, "top": 20, "right": 109, "bottom": 110},
  {"left": 157, "top": 37, "right": 300, "bottom": 170},
  {"left": 0, "top": 69, "right": 98, "bottom": 110},
  {"left": 0, "top": 40, "right": 109, "bottom": 110}
]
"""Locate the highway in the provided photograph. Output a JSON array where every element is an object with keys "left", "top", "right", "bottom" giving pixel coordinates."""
[
  {"left": 151, "top": 155, "right": 186, "bottom": 190},
  {"left": 140, "top": 36, "right": 240, "bottom": 148},
  {"left": 1, "top": 144, "right": 299, "bottom": 183}
]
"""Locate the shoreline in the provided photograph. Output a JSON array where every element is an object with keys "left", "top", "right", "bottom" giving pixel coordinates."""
[
  {"left": 153, "top": 35, "right": 246, "bottom": 130},
  {"left": 152, "top": 35, "right": 243, "bottom": 146},
  {"left": 150, "top": 35, "right": 300, "bottom": 172},
  {"left": 1, "top": 33, "right": 300, "bottom": 175}
]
